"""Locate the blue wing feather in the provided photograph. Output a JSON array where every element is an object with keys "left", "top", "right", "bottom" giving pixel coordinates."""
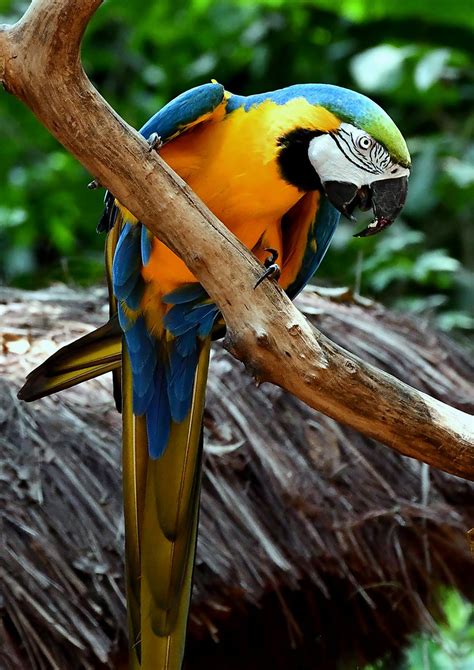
[
  {"left": 139, "top": 82, "right": 225, "bottom": 142},
  {"left": 145, "top": 365, "right": 172, "bottom": 459},
  {"left": 164, "top": 300, "right": 218, "bottom": 421},
  {"left": 162, "top": 283, "right": 208, "bottom": 305},
  {"left": 113, "top": 223, "right": 141, "bottom": 291},
  {"left": 111, "top": 85, "right": 228, "bottom": 459},
  {"left": 175, "top": 329, "right": 199, "bottom": 357},
  {"left": 197, "top": 309, "right": 220, "bottom": 338},
  {"left": 115, "top": 246, "right": 218, "bottom": 456},
  {"left": 124, "top": 280, "right": 145, "bottom": 312},
  {"left": 286, "top": 196, "right": 340, "bottom": 300},
  {"left": 118, "top": 309, "right": 157, "bottom": 414},
  {"left": 168, "top": 346, "right": 198, "bottom": 410},
  {"left": 141, "top": 225, "right": 152, "bottom": 266}
]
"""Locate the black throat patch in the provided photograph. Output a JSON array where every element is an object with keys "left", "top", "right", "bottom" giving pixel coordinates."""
[{"left": 277, "top": 128, "right": 324, "bottom": 192}]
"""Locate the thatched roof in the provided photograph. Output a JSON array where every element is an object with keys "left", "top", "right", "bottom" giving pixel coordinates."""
[{"left": 1, "top": 285, "right": 473, "bottom": 670}]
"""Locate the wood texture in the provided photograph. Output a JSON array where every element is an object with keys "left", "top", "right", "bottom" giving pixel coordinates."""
[{"left": 0, "top": 0, "right": 473, "bottom": 479}]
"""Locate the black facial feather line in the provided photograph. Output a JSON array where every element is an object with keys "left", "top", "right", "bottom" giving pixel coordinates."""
[{"left": 335, "top": 127, "right": 393, "bottom": 175}]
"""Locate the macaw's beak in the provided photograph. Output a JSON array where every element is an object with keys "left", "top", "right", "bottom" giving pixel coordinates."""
[{"left": 323, "top": 176, "right": 408, "bottom": 237}]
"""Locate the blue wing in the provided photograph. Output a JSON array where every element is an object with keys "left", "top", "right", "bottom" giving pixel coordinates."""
[
  {"left": 97, "top": 82, "right": 226, "bottom": 234},
  {"left": 111, "top": 84, "right": 226, "bottom": 457},
  {"left": 285, "top": 194, "right": 340, "bottom": 300},
  {"left": 140, "top": 82, "right": 226, "bottom": 142}
]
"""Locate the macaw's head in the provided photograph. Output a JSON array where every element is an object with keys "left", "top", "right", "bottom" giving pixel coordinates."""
[{"left": 278, "top": 84, "right": 410, "bottom": 237}]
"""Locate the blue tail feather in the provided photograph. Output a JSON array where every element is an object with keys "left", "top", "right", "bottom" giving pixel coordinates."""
[
  {"left": 174, "top": 330, "right": 198, "bottom": 357},
  {"left": 162, "top": 283, "right": 208, "bottom": 305},
  {"left": 115, "top": 235, "right": 220, "bottom": 457},
  {"left": 197, "top": 308, "right": 219, "bottom": 337},
  {"left": 145, "top": 366, "right": 172, "bottom": 459}
]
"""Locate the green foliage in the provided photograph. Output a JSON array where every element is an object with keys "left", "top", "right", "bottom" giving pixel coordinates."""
[
  {"left": 0, "top": 0, "right": 473, "bottom": 332},
  {"left": 364, "top": 590, "right": 474, "bottom": 670},
  {"left": 324, "top": 222, "right": 473, "bottom": 331}
]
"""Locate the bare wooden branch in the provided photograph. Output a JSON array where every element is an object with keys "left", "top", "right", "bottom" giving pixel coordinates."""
[{"left": 1, "top": 0, "right": 473, "bottom": 479}]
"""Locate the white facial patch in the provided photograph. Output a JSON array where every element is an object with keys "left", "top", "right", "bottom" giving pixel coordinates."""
[{"left": 308, "top": 122, "right": 410, "bottom": 187}]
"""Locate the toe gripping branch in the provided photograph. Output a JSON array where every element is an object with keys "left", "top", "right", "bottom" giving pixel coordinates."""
[
  {"left": 146, "top": 132, "right": 162, "bottom": 152},
  {"left": 254, "top": 248, "right": 281, "bottom": 289}
]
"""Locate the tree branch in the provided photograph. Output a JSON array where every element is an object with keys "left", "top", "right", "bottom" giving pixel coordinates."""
[{"left": 1, "top": 0, "right": 473, "bottom": 480}]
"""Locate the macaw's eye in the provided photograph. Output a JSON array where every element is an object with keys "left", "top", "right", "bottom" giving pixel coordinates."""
[{"left": 357, "top": 136, "right": 373, "bottom": 151}]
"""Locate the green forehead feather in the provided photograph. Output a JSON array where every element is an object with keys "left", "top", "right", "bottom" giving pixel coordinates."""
[
  {"left": 247, "top": 84, "right": 411, "bottom": 167},
  {"left": 311, "top": 84, "right": 411, "bottom": 167},
  {"left": 342, "top": 106, "right": 411, "bottom": 168}
]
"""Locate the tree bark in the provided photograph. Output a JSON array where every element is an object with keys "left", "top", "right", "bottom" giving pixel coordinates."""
[{"left": 1, "top": 0, "right": 473, "bottom": 479}]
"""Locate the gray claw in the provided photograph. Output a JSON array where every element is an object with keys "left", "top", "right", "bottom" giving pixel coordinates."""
[
  {"left": 254, "top": 263, "right": 281, "bottom": 289},
  {"left": 147, "top": 132, "right": 162, "bottom": 152}
]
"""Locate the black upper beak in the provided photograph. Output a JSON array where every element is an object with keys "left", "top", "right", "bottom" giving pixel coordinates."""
[{"left": 323, "top": 176, "right": 408, "bottom": 237}]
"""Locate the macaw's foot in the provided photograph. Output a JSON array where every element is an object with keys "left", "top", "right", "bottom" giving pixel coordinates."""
[
  {"left": 147, "top": 132, "right": 162, "bottom": 152},
  {"left": 87, "top": 178, "right": 101, "bottom": 190},
  {"left": 254, "top": 248, "right": 281, "bottom": 289}
]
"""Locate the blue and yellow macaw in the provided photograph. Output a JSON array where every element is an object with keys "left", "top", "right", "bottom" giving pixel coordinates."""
[{"left": 19, "top": 82, "right": 410, "bottom": 669}]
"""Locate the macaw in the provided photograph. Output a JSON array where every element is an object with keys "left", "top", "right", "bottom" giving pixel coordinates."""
[{"left": 19, "top": 81, "right": 410, "bottom": 669}]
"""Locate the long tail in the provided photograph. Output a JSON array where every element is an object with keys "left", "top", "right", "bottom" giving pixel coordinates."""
[
  {"left": 20, "top": 206, "right": 212, "bottom": 667},
  {"left": 18, "top": 319, "right": 212, "bottom": 669},
  {"left": 123, "top": 337, "right": 211, "bottom": 669}
]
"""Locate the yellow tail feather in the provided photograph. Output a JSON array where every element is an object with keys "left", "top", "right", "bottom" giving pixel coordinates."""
[
  {"left": 122, "top": 351, "right": 148, "bottom": 666},
  {"left": 17, "top": 318, "right": 122, "bottom": 402},
  {"left": 122, "top": 337, "right": 211, "bottom": 669}
]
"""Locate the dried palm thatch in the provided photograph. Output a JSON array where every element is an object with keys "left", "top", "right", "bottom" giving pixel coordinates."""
[{"left": 1, "top": 285, "right": 473, "bottom": 670}]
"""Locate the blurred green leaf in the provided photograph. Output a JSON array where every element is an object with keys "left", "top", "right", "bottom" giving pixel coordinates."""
[
  {"left": 415, "top": 49, "right": 451, "bottom": 90},
  {"left": 363, "top": 589, "right": 474, "bottom": 669},
  {"left": 413, "top": 250, "right": 460, "bottom": 283},
  {"left": 443, "top": 590, "right": 472, "bottom": 632},
  {"left": 350, "top": 45, "right": 414, "bottom": 93},
  {"left": 444, "top": 158, "right": 474, "bottom": 188}
]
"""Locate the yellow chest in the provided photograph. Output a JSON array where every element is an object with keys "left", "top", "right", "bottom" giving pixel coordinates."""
[
  {"left": 160, "top": 104, "right": 302, "bottom": 226},
  {"left": 140, "top": 97, "right": 340, "bottom": 302}
]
